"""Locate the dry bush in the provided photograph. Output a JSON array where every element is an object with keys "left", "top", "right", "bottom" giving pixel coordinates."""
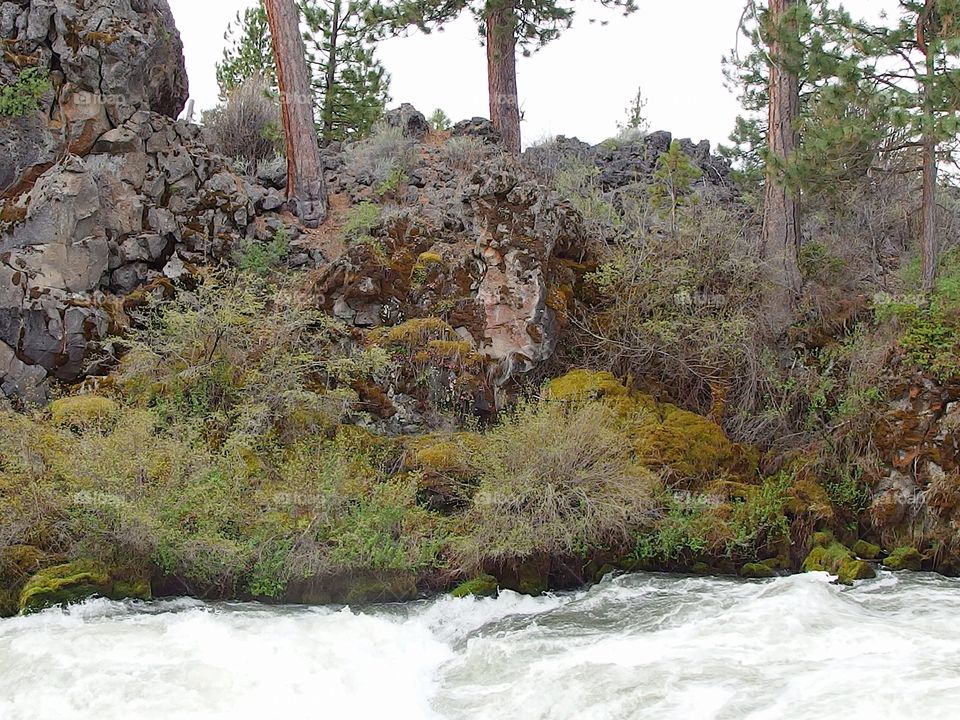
[
  {"left": 454, "top": 399, "right": 658, "bottom": 568},
  {"left": 204, "top": 74, "right": 281, "bottom": 175},
  {"left": 443, "top": 135, "right": 488, "bottom": 171},
  {"left": 345, "top": 123, "right": 419, "bottom": 185}
]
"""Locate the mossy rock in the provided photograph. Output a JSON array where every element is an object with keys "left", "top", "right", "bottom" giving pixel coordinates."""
[
  {"left": 760, "top": 556, "right": 788, "bottom": 571},
  {"left": 451, "top": 574, "right": 498, "bottom": 598},
  {"left": 883, "top": 546, "right": 923, "bottom": 572},
  {"left": 802, "top": 541, "right": 876, "bottom": 585},
  {"left": 546, "top": 370, "right": 631, "bottom": 402},
  {"left": 50, "top": 395, "right": 120, "bottom": 429},
  {"left": 837, "top": 559, "right": 875, "bottom": 584},
  {"left": 18, "top": 561, "right": 151, "bottom": 614},
  {"left": 546, "top": 370, "right": 757, "bottom": 482},
  {"left": 689, "top": 561, "right": 715, "bottom": 575},
  {"left": 852, "top": 539, "right": 881, "bottom": 560},
  {"left": 740, "top": 562, "right": 776, "bottom": 579}
]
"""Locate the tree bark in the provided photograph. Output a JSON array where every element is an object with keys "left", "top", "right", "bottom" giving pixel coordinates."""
[
  {"left": 920, "top": 0, "right": 938, "bottom": 293},
  {"left": 486, "top": 0, "right": 521, "bottom": 154},
  {"left": 264, "top": 0, "right": 328, "bottom": 227},
  {"left": 762, "top": 0, "right": 802, "bottom": 314},
  {"left": 321, "top": 0, "right": 341, "bottom": 144}
]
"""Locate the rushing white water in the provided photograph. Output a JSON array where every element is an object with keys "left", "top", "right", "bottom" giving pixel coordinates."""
[{"left": 2, "top": 571, "right": 960, "bottom": 720}]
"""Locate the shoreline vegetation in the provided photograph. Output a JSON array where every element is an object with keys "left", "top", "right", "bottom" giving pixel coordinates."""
[
  {"left": 0, "top": 265, "right": 944, "bottom": 616},
  {"left": 2, "top": 1, "right": 960, "bottom": 618}
]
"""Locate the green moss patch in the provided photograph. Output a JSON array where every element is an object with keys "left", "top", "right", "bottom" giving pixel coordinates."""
[{"left": 883, "top": 546, "right": 923, "bottom": 572}]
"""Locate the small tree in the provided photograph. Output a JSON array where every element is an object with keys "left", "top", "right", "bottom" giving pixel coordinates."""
[
  {"left": 618, "top": 85, "right": 650, "bottom": 136},
  {"left": 650, "top": 141, "right": 702, "bottom": 238}
]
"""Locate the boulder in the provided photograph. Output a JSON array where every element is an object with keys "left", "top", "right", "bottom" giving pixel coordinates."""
[{"left": 383, "top": 103, "right": 430, "bottom": 139}]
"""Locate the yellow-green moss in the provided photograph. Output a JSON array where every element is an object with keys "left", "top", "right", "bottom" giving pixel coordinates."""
[
  {"left": 740, "top": 562, "right": 776, "bottom": 579},
  {"left": 546, "top": 369, "right": 631, "bottom": 402},
  {"left": 412, "top": 433, "right": 480, "bottom": 473},
  {"left": 50, "top": 395, "right": 120, "bottom": 429},
  {"left": 547, "top": 370, "right": 756, "bottom": 482},
  {"left": 451, "top": 574, "right": 498, "bottom": 598},
  {"left": 852, "top": 539, "right": 881, "bottom": 560},
  {"left": 18, "top": 561, "right": 111, "bottom": 613},
  {"left": 370, "top": 317, "right": 456, "bottom": 349},
  {"left": 17, "top": 561, "right": 152, "bottom": 614},
  {"left": 802, "top": 540, "right": 876, "bottom": 585},
  {"left": 883, "top": 546, "right": 923, "bottom": 572}
]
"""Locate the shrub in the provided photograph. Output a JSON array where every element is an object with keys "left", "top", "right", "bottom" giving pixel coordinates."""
[
  {"left": 341, "top": 201, "right": 382, "bottom": 245},
  {"left": 0, "top": 68, "right": 50, "bottom": 117},
  {"left": 236, "top": 226, "right": 291, "bottom": 276},
  {"left": 345, "top": 123, "right": 418, "bottom": 186},
  {"left": 454, "top": 399, "right": 657, "bottom": 568},
  {"left": 444, "top": 136, "right": 487, "bottom": 171},
  {"left": 204, "top": 74, "right": 281, "bottom": 174}
]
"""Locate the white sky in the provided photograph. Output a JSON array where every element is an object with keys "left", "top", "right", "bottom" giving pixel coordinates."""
[{"left": 167, "top": 0, "right": 894, "bottom": 150}]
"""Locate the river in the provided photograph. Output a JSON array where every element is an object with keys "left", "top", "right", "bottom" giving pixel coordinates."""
[{"left": 1, "top": 571, "right": 958, "bottom": 719}]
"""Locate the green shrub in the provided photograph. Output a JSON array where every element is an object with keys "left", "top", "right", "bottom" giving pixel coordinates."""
[
  {"left": 0, "top": 68, "right": 50, "bottom": 117},
  {"left": 342, "top": 201, "right": 382, "bottom": 245},
  {"left": 237, "top": 226, "right": 291, "bottom": 275}
]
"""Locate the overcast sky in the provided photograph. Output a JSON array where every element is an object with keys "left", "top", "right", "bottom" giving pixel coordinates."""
[{"left": 167, "top": 0, "right": 893, "bottom": 150}]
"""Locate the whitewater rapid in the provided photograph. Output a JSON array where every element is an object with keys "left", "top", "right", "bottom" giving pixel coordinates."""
[{"left": 2, "top": 571, "right": 959, "bottom": 719}]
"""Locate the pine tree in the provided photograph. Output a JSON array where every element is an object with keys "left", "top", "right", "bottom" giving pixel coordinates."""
[
  {"left": 375, "top": 0, "right": 637, "bottom": 153},
  {"left": 217, "top": 6, "right": 275, "bottom": 97},
  {"left": 217, "top": 1, "right": 390, "bottom": 143},
  {"left": 265, "top": 0, "right": 328, "bottom": 227},
  {"left": 762, "top": 0, "right": 804, "bottom": 305}
]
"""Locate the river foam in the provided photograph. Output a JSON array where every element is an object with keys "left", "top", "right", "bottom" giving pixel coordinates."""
[{"left": 2, "top": 571, "right": 959, "bottom": 719}]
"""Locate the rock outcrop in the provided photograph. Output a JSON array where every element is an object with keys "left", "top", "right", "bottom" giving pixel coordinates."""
[{"left": 0, "top": 0, "right": 288, "bottom": 402}]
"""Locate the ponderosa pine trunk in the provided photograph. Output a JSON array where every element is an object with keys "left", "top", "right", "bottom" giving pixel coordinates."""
[
  {"left": 264, "top": 0, "right": 328, "bottom": 227},
  {"left": 762, "top": 0, "right": 802, "bottom": 313},
  {"left": 320, "top": 0, "right": 341, "bottom": 144},
  {"left": 486, "top": 0, "right": 521, "bottom": 154},
  {"left": 920, "top": 0, "right": 938, "bottom": 293}
]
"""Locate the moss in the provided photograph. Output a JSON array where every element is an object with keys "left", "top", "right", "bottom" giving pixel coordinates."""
[
  {"left": 370, "top": 317, "right": 455, "bottom": 349},
  {"left": 689, "top": 561, "right": 714, "bottom": 575},
  {"left": 883, "top": 546, "right": 923, "bottom": 572},
  {"left": 19, "top": 561, "right": 111, "bottom": 613},
  {"left": 451, "top": 574, "right": 498, "bottom": 598},
  {"left": 810, "top": 530, "right": 835, "bottom": 549},
  {"left": 546, "top": 370, "right": 755, "bottom": 482},
  {"left": 740, "top": 562, "right": 776, "bottom": 579},
  {"left": 837, "top": 559, "right": 875, "bottom": 584},
  {"left": 546, "top": 369, "right": 631, "bottom": 403},
  {"left": 802, "top": 540, "right": 876, "bottom": 585},
  {"left": 852, "top": 539, "right": 881, "bottom": 560},
  {"left": 50, "top": 395, "right": 120, "bottom": 429},
  {"left": 18, "top": 561, "right": 151, "bottom": 614},
  {"left": 412, "top": 433, "right": 480, "bottom": 473}
]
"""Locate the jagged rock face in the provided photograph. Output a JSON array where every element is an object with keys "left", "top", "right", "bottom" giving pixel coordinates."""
[
  {"left": 868, "top": 371, "right": 960, "bottom": 573},
  {"left": 316, "top": 141, "right": 586, "bottom": 400},
  {"left": 0, "top": 0, "right": 188, "bottom": 196},
  {"left": 0, "top": 1, "right": 286, "bottom": 402},
  {"left": 523, "top": 131, "right": 736, "bottom": 198}
]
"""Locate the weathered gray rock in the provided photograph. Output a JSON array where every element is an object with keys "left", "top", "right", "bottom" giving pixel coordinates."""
[
  {"left": 384, "top": 103, "right": 430, "bottom": 139},
  {"left": 0, "top": 0, "right": 188, "bottom": 196},
  {"left": 451, "top": 117, "right": 501, "bottom": 145}
]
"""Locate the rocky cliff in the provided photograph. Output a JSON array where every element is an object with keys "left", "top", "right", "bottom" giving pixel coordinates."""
[{"left": 0, "top": 0, "right": 292, "bottom": 401}]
